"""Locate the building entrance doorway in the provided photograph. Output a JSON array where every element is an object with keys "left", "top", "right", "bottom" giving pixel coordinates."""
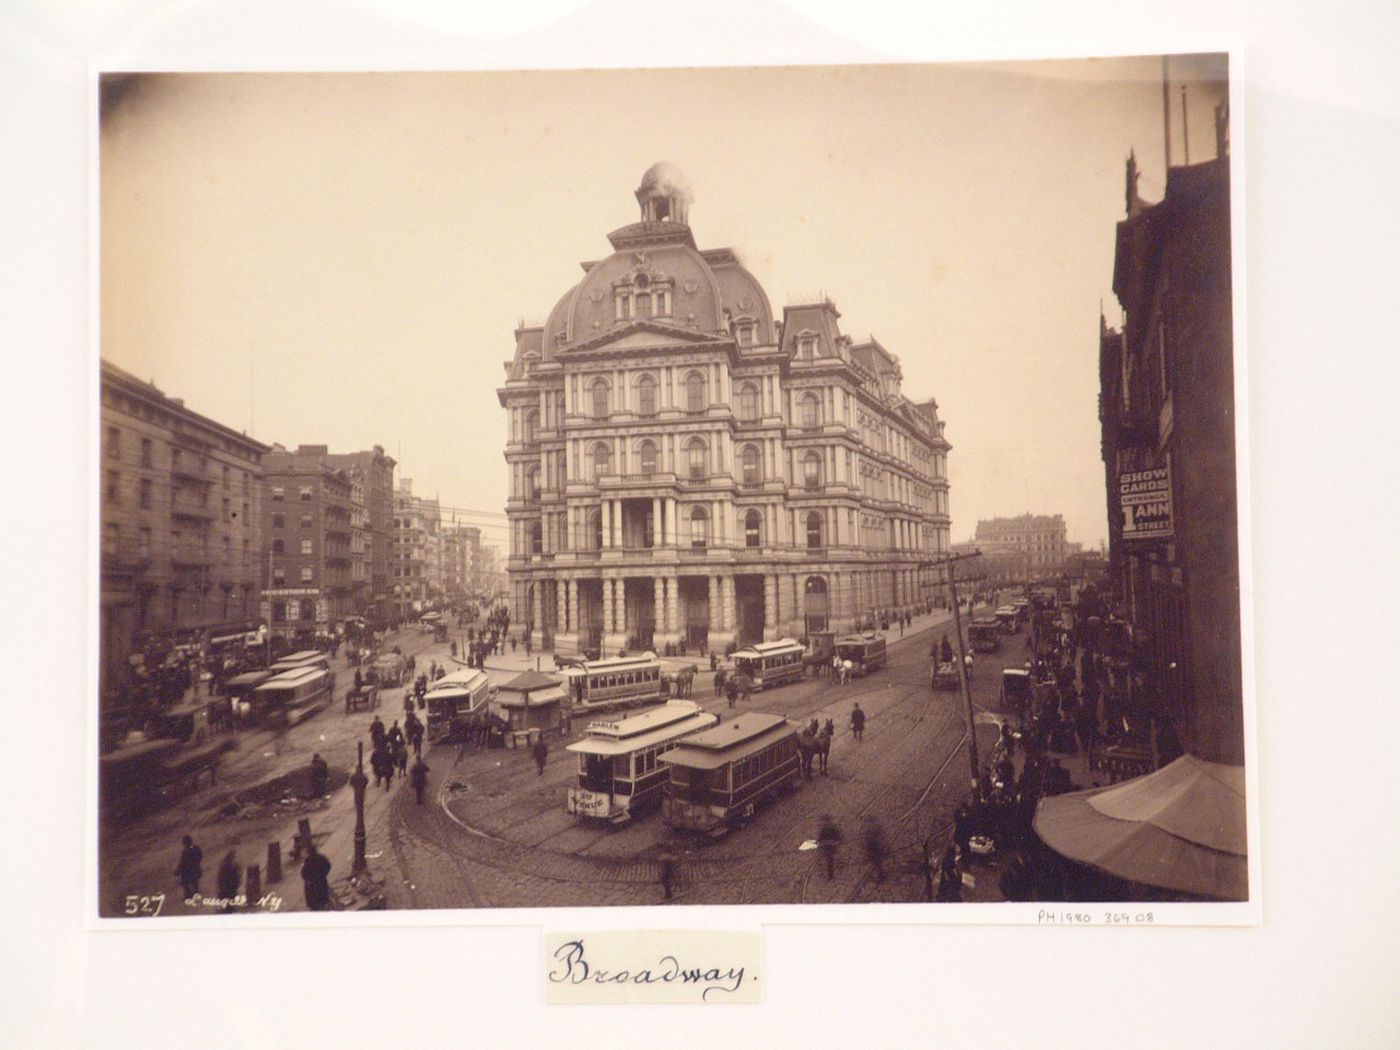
[
  {"left": 734, "top": 574, "right": 765, "bottom": 646},
  {"left": 804, "top": 575, "right": 829, "bottom": 634}
]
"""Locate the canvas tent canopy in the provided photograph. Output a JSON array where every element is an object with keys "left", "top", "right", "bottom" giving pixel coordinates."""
[{"left": 1032, "top": 754, "right": 1247, "bottom": 900}]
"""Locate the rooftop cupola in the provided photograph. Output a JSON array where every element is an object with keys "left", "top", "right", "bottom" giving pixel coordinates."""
[{"left": 635, "top": 161, "right": 692, "bottom": 225}]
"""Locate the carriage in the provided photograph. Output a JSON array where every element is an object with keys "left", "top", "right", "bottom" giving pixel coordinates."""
[
  {"left": 659, "top": 712, "right": 800, "bottom": 837},
  {"left": 968, "top": 620, "right": 1003, "bottom": 654},
  {"left": 564, "top": 701, "right": 719, "bottom": 823},
  {"left": 999, "top": 668, "right": 1032, "bottom": 713},
  {"left": 932, "top": 662, "right": 961, "bottom": 692}
]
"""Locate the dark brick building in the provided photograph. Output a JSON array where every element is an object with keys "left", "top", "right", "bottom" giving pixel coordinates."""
[{"left": 1099, "top": 115, "right": 1241, "bottom": 766}]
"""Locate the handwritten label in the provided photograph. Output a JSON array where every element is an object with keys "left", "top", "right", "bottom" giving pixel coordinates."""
[{"left": 545, "top": 930, "right": 761, "bottom": 1004}]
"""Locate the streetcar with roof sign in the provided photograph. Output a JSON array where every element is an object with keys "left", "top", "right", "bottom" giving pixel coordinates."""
[
  {"left": 659, "top": 712, "right": 800, "bottom": 836},
  {"left": 424, "top": 667, "right": 496, "bottom": 743},
  {"left": 730, "top": 638, "right": 806, "bottom": 690},
  {"left": 559, "top": 652, "right": 664, "bottom": 712},
  {"left": 564, "top": 701, "right": 719, "bottom": 823}
]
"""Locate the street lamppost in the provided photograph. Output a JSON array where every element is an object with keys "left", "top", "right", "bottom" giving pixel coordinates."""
[{"left": 350, "top": 740, "right": 369, "bottom": 877}]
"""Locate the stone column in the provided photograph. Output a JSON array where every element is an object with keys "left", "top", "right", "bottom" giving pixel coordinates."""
[
  {"left": 651, "top": 497, "right": 662, "bottom": 548},
  {"left": 556, "top": 578, "right": 567, "bottom": 632},
  {"left": 652, "top": 578, "right": 666, "bottom": 647},
  {"left": 764, "top": 574, "right": 776, "bottom": 635}
]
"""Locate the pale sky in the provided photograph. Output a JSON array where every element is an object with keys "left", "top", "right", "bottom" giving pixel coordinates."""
[{"left": 100, "top": 56, "right": 1229, "bottom": 552}]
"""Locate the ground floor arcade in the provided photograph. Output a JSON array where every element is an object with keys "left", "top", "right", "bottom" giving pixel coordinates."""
[{"left": 510, "top": 561, "right": 943, "bottom": 657}]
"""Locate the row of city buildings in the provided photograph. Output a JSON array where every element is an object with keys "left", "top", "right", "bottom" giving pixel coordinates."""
[
  {"left": 950, "top": 513, "right": 1090, "bottom": 587},
  {"left": 99, "top": 364, "right": 500, "bottom": 713},
  {"left": 498, "top": 164, "right": 953, "bottom": 656}
]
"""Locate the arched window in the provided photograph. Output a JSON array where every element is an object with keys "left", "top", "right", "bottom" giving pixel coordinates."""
[
  {"left": 636, "top": 374, "right": 658, "bottom": 417},
  {"left": 587, "top": 509, "right": 603, "bottom": 551},
  {"left": 689, "top": 507, "right": 709, "bottom": 548},
  {"left": 802, "top": 450, "right": 823, "bottom": 490},
  {"left": 637, "top": 440, "right": 658, "bottom": 475},
  {"left": 686, "top": 438, "right": 707, "bottom": 480},
  {"left": 555, "top": 393, "right": 566, "bottom": 425},
  {"left": 801, "top": 392, "right": 822, "bottom": 429},
  {"left": 523, "top": 410, "right": 538, "bottom": 443},
  {"left": 740, "top": 444, "right": 762, "bottom": 486},
  {"left": 591, "top": 442, "right": 613, "bottom": 480},
  {"left": 528, "top": 522, "right": 543, "bottom": 555},
  {"left": 738, "top": 383, "right": 760, "bottom": 421},
  {"left": 806, "top": 511, "right": 823, "bottom": 549},
  {"left": 803, "top": 575, "right": 829, "bottom": 631},
  {"left": 590, "top": 379, "right": 610, "bottom": 420},
  {"left": 685, "top": 371, "right": 707, "bottom": 414},
  {"left": 744, "top": 509, "right": 762, "bottom": 548}
]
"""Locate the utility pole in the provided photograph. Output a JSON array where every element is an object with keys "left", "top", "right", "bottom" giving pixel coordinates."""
[{"left": 933, "top": 550, "right": 985, "bottom": 791}]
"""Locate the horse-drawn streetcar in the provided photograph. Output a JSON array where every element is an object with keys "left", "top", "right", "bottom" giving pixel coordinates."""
[
  {"left": 564, "top": 701, "right": 719, "bottom": 823},
  {"left": 730, "top": 638, "right": 805, "bottom": 690},
  {"left": 560, "top": 653, "right": 664, "bottom": 712},
  {"left": 834, "top": 632, "right": 888, "bottom": 676},
  {"left": 659, "top": 712, "right": 800, "bottom": 836}
]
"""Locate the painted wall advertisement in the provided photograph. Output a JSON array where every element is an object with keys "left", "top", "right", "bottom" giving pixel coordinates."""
[{"left": 1118, "top": 464, "right": 1173, "bottom": 542}]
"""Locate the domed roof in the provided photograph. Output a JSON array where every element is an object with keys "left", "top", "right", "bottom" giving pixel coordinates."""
[{"left": 564, "top": 242, "right": 725, "bottom": 341}]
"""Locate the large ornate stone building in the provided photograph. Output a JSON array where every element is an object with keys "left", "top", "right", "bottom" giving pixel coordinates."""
[{"left": 498, "top": 164, "right": 951, "bottom": 656}]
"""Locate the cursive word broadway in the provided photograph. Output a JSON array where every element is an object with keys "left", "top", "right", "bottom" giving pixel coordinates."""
[{"left": 548, "top": 939, "right": 749, "bottom": 1000}]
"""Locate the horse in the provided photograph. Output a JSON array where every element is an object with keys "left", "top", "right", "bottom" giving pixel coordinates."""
[{"left": 797, "top": 720, "right": 833, "bottom": 778}]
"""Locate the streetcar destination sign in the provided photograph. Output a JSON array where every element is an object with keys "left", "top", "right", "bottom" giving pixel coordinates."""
[{"left": 1118, "top": 465, "right": 1173, "bottom": 541}]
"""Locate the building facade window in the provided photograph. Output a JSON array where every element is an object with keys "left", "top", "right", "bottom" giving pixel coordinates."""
[
  {"left": 806, "top": 511, "right": 823, "bottom": 549},
  {"left": 802, "top": 451, "right": 823, "bottom": 490},
  {"left": 272, "top": 486, "right": 285, "bottom": 502},
  {"left": 139, "top": 478, "right": 152, "bottom": 508},
  {"left": 300, "top": 513, "right": 312, "bottom": 529},
  {"left": 528, "top": 522, "right": 542, "bottom": 554},
  {"left": 300, "top": 538, "right": 312, "bottom": 555},
  {"left": 738, "top": 383, "right": 760, "bottom": 421},
  {"left": 801, "top": 393, "right": 821, "bottom": 429},
  {"left": 686, "top": 438, "right": 707, "bottom": 480},
  {"left": 272, "top": 539, "right": 285, "bottom": 554},
  {"left": 523, "top": 410, "right": 538, "bottom": 443},
  {"left": 272, "top": 512, "right": 284, "bottom": 529},
  {"left": 744, "top": 510, "right": 762, "bottom": 548},
  {"left": 689, "top": 507, "right": 709, "bottom": 548},
  {"left": 636, "top": 375, "right": 657, "bottom": 416},
  {"left": 684, "top": 372, "right": 707, "bottom": 414},
  {"left": 741, "top": 444, "right": 761, "bottom": 485},
  {"left": 590, "top": 380, "right": 610, "bottom": 420},
  {"left": 299, "top": 486, "right": 313, "bottom": 501},
  {"left": 140, "top": 438, "right": 153, "bottom": 467},
  {"left": 638, "top": 440, "right": 658, "bottom": 475},
  {"left": 592, "top": 442, "right": 612, "bottom": 480},
  {"left": 588, "top": 510, "right": 603, "bottom": 551}
]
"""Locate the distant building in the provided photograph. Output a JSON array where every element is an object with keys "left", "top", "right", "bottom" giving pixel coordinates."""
[
  {"left": 497, "top": 163, "right": 951, "bottom": 655},
  {"left": 260, "top": 446, "right": 356, "bottom": 640},
  {"left": 972, "top": 514, "right": 1075, "bottom": 577},
  {"left": 1100, "top": 123, "right": 1240, "bottom": 764},
  {"left": 99, "top": 361, "right": 270, "bottom": 713},
  {"left": 392, "top": 478, "right": 442, "bottom": 619},
  {"left": 320, "top": 445, "right": 396, "bottom": 626}
]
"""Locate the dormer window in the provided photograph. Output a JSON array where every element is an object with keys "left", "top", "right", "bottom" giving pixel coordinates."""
[
  {"left": 616, "top": 275, "right": 672, "bottom": 322},
  {"left": 798, "top": 334, "right": 817, "bottom": 360},
  {"left": 735, "top": 320, "right": 755, "bottom": 347}
]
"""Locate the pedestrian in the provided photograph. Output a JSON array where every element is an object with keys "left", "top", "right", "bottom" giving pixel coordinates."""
[
  {"left": 511, "top": 636, "right": 518, "bottom": 654},
  {"left": 817, "top": 814, "right": 841, "bottom": 880},
  {"left": 353, "top": 668, "right": 363, "bottom": 692},
  {"left": 724, "top": 677, "right": 739, "bottom": 709},
  {"left": 450, "top": 640, "right": 457, "bottom": 659},
  {"left": 301, "top": 844, "right": 333, "bottom": 911},
  {"left": 370, "top": 714, "right": 386, "bottom": 751},
  {"left": 388, "top": 720, "right": 405, "bottom": 753},
  {"left": 410, "top": 756, "right": 430, "bottom": 805},
  {"left": 371, "top": 746, "right": 392, "bottom": 790},
  {"left": 936, "top": 844, "right": 963, "bottom": 902},
  {"left": 658, "top": 850, "right": 678, "bottom": 900},
  {"left": 940, "top": 634, "right": 954, "bottom": 667},
  {"left": 532, "top": 738, "right": 549, "bottom": 776},
  {"left": 862, "top": 818, "right": 889, "bottom": 884},
  {"left": 174, "top": 834, "right": 203, "bottom": 900},
  {"left": 216, "top": 850, "right": 241, "bottom": 913},
  {"left": 524, "top": 636, "right": 532, "bottom": 657},
  {"left": 713, "top": 667, "right": 727, "bottom": 698},
  {"left": 849, "top": 702, "right": 866, "bottom": 742},
  {"left": 308, "top": 752, "right": 329, "bottom": 798},
  {"left": 393, "top": 739, "right": 409, "bottom": 778}
]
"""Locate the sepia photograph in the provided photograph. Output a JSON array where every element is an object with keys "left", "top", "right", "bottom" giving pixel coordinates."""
[{"left": 94, "top": 56, "right": 1249, "bottom": 920}]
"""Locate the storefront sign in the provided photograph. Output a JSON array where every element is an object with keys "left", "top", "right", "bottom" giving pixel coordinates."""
[{"left": 1118, "top": 465, "right": 1173, "bottom": 542}]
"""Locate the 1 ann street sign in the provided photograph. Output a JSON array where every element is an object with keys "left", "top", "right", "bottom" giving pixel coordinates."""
[{"left": 1118, "top": 465, "right": 1173, "bottom": 542}]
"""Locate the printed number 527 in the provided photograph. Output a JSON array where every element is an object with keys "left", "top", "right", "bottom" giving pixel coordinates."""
[{"left": 124, "top": 893, "right": 165, "bottom": 916}]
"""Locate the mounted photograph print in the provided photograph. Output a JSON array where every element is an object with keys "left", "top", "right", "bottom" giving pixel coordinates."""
[{"left": 94, "top": 54, "right": 1250, "bottom": 922}]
